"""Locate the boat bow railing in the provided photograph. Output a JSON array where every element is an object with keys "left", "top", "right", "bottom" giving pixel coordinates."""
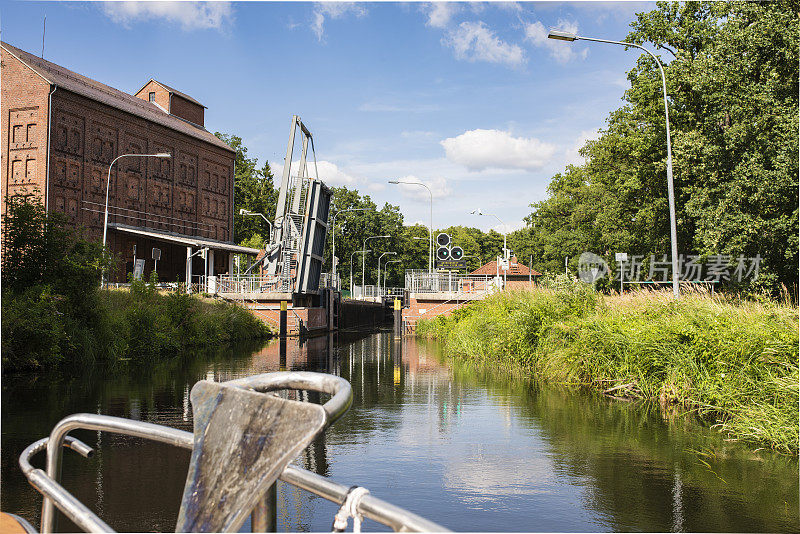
[{"left": 19, "top": 372, "right": 446, "bottom": 533}]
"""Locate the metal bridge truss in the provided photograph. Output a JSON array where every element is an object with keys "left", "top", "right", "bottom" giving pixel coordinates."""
[{"left": 255, "top": 116, "right": 331, "bottom": 295}]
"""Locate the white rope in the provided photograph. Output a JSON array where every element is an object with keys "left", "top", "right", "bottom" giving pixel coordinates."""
[{"left": 331, "top": 486, "right": 370, "bottom": 533}]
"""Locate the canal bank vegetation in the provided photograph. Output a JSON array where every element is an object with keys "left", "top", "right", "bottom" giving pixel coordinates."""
[
  {"left": 1, "top": 196, "right": 270, "bottom": 373},
  {"left": 416, "top": 280, "right": 799, "bottom": 454}
]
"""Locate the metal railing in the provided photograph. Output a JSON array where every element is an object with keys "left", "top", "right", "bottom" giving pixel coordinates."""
[
  {"left": 217, "top": 274, "right": 291, "bottom": 295},
  {"left": 319, "top": 272, "right": 341, "bottom": 290},
  {"left": 19, "top": 372, "right": 446, "bottom": 533},
  {"left": 405, "top": 270, "right": 498, "bottom": 294}
]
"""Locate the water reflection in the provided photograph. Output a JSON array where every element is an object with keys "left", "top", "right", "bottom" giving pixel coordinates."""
[{"left": 2, "top": 332, "right": 797, "bottom": 532}]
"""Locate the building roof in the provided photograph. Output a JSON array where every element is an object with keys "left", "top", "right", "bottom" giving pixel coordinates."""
[
  {"left": 136, "top": 78, "right": 207, "bottom": 108},
  {"left": 1, "top": 42, "right": 232, "bottom": 153},
  {"left": 109, "top": 223, "right": 260, "bottom": 255},
  {"left": 470, "top": 256, "right": 542, "bottom": 277}
]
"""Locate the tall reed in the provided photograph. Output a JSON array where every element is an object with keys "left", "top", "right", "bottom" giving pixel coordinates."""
[{"left": 417, "top": 285, "right": 799, "bottom": 453}]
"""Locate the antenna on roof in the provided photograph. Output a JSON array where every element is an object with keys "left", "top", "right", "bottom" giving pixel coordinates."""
[{"left": 41, "top": 15, "right": 46, "bottom": 58}]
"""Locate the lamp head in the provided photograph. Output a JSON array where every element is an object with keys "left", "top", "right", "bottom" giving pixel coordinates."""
[
  {"left": 239, "top": 208, "right": 250, "bottom": 215},
  {"left": 547, "top": 29, "right": 577, "bottom": 41},
  {"left": 154, "top": 153, "right": 172, "bottom": 158},
  {"left": 471, "top": 209, "right": 483, "bottom": 216},
  {"left": 388, "top": 180, "right": 399, "bottom": 184}
]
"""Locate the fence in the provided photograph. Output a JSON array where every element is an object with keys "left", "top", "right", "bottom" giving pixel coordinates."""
[
  {"left": 217, "top": 275, "right": 289, "bottom": 294},
  {"left": 404, "top": 270, "right": 498, "bottom": 294},
  {"left": 352, "top": 285, "right": 404, "bottom": 299},
  {"left": 318, "top": 272, "right": 341, "bottom": 290}
]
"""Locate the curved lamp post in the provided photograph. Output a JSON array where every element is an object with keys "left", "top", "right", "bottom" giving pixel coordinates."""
[
  {"left": 350, "top": 249, "right": 370, "bottom": 296},
  {"left": 331, "top": 207, "right": 369, "bottom": 281},
  {"left": 102, "top": 152, "right": 171, "bottom": 286},
  {"left": 388, "top": 180, "right": 433, "bottom": 273},
  {"left": 547, "top": 29, "right": 679, "bottom": 299},
  {"left": 239, "top": 208, "right": 273, "bottom": 238},
  {"left": 471, "top": 209, "right": 507, "bottom": 286},
  {"left": 362, "top": 235, "right": 391, "bottom": 295},
  {"left": 377, "top": 251, "right": 397, "bottom": 297}
]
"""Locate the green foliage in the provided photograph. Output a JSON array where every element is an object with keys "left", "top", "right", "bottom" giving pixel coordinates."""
[
  {"left": 525, "top": 1, "right": 798, "bottom": 294},
  {"left": 215, "top": 132, "right": 279, "bottom": 246},
  {"left": 418, "top": 287, "right": 799, "bottom": 453},
  {"left": 326, "top": 186, "right": 406, "bottom": 289},
  {"left": 1, "top": 196, "right": 270, "bottom": 372}
]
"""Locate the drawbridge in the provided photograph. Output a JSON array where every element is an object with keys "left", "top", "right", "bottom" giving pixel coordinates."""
[{"left": 231, "top": 116, "right": 332, "bottom": 306}]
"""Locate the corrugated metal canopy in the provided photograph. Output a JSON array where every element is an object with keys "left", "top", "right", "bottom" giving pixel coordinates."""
[{"left": 109, "top": 223, "right": 260, "bottom": 255}]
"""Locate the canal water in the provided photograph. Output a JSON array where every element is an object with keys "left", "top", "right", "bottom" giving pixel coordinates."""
[{"left": 2, "top": 331, "right": 798, "bottom": 532}]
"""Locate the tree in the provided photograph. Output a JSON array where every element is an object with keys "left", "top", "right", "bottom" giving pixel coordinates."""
[
  {"left": 214, "top": 133, "right": 279, "bottom": 246},
  {"left": 527, "top": 0, "right": 798, "bottom": 293}
]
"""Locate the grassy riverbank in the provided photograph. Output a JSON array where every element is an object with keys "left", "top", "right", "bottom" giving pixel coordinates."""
[
  {"left": 416, "top": 283, "right": 799, "bottom": 453},
  {"left": 2, "top": 280, "right": 271, "bottom": 373},
  {"left": 1, "top": 197, "right": 271, "bottom": 373}
]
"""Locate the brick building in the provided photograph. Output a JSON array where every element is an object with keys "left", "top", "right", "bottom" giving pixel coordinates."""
[
  {"left": 1, "top": 41, "right": 257, "bottom": 283},
  {"left": 470, "top": 256, "right": 541, "bottom": 290}
]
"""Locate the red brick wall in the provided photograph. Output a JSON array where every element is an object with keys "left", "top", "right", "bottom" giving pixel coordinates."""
[
  {"left": 44, "top": 89, "right": 234, "bottom": 281},
  {"left": 402, "top": 297, "right": 469, "bottom": 328},
  {"left": 134, "top": 80, "right": 169, "bottom": 111},
  {"left": 248, "top": 306, "right": 329, "bottom": 335},
  {"left": 169, "top": 94, "right": 204, "bottom": 127},
  {"left": 1, "top": 48, "right": 51, "bottom": 214},
  {"left": 1, "top": 50, "right": 235, "bottom": 282}
]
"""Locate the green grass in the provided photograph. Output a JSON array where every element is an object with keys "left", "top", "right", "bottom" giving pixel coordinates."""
[
  {"left": 2, "top": 281, "right": 271, "bottom": 372},
  {"left": 417, "top": 283, "right": 799, "bottom": 454}
]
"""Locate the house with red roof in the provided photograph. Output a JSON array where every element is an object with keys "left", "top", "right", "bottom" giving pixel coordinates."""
[{"left": 470, "top": 256, "right": 541, "bottom": 290}]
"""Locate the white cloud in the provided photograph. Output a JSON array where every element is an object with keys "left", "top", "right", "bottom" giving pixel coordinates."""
[
  {"left": 100, "top": 2, "right": 233, "bottom": 31},
  {"left": 392, "top": 175, "right": 452, "bottom": 201},
  {"left": 425, "top": 2, "right": 459, "bottom": 29},
  {"left": 444, "top": 21, "right": 524, "bottom": 67},
  {"left": 441, "top": 129, "right": 556, "bottom": 171},
  {"left": 311, "top": 2, "right": 367, "bottom": 41},
  {"left": 272, "top": 160, "right": 362, "bottom": 188},
  {"left": 523, "top": 19, "right": 588, "bottom": 63},
  {"left": 565, "top": 129, "right": 601, "bottom": 166}
]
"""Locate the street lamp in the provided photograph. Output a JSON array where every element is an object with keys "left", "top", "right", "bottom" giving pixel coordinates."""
[
  {"left": 362, "top": 235, "right": 391, "bottom": 295},
  {"left": 378, "top": 251, "right": 397, "bottom": 297},
  {"left": 102, "top": 152, "right": 171, "bottom": 286},
  {"left": 350, "top": 249, "right": 371, "bottom": 296},
  {"left": 389, "top": 180, "right": 433, "bottom": 273},
  {"left": 471, "top": 209, "right": 508, "bottom": 286},
  {"left": 331, "top": 207, "right": 369, "bottom": 281},
  {"left": 384, "top": 259, "right": 401, "bottom": 290},
  {"left": 239, "top": 208, "right": 273, "bottom": 238},
  {"left": 547, "top": 29, "right": 679, "bottom": 298}
]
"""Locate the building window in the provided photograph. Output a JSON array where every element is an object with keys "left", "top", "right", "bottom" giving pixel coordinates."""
[{"left": 149, "top": 92, "right": 155, "bottom": 102}]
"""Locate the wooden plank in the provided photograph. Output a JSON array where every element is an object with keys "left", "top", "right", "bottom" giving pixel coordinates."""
[
  {"left": 1, "top": 513, "right": 30, "bottom": 534},
  {"left": 175, "top": 381, "right": 326, "bottom": 533}
]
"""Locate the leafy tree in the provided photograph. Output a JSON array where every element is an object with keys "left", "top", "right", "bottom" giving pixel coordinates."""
[
  {"left": 326, "top": 187, "right": 408, "bottom": 291},
  {"left": 215, "top": 133, "right": 278, "bottom": 245},
  {"left": 1, "top": 195, "right": 115, "bottom": 369},
  {"left": 527, "top": 0, "right": 798, "bottom": 294}
]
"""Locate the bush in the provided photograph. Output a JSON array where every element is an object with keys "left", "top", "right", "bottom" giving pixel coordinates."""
[{"left": 1, "top": 196, "right": 271, "bottom": 372}]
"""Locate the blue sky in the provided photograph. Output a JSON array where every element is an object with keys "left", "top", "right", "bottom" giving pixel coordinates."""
[{"left": 1, "top": 1, "right": 656, "bottom": 233}]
